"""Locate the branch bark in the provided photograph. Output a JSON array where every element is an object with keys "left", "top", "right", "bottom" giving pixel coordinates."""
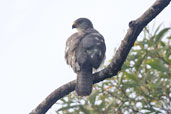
[{"left": 30, "top": 0, "right": 171, "bottom": 114}]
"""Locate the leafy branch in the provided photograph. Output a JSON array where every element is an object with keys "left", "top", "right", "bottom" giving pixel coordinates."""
[{"left": 30, "top": 0, "right": 171, "bottom": 114}]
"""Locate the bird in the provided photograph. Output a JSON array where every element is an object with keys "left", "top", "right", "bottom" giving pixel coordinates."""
[{"left": 65, "top": 18, "right": 106, "bottom": 96}]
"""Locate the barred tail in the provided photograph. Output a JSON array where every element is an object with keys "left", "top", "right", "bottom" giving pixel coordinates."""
[{"left": 76, "top": 70, "right": 93, "bottom": 96}]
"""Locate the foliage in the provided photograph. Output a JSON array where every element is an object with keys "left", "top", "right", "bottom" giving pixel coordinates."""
[{"left": 56, "top": 26, "right": 171, "bottom": 114}]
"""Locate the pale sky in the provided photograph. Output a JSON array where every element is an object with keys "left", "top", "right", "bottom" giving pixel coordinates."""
[{"left": 0, "top": 0, "right": 170, "bottom": 114}]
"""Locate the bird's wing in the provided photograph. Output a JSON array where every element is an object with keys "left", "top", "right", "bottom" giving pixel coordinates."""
[
  {"left": 65, "top": 33, "right": 84, "bottom": 72},
  {"left": 76, "top": 30, "right": 106, "bottom": 69}
]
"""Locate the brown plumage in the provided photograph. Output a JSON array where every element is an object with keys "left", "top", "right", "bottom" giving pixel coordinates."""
[{"left": 65, "top": 18, "right": 106, "bottom": 96}]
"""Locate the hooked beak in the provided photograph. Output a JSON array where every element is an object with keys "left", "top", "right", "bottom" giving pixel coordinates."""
[{"left": 72, "top": 22, "right": 77, "bottom": 29}]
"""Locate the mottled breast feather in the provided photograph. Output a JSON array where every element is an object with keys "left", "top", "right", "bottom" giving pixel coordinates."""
[{"left": 65, "top": 33, "right": 83, "bottom": 72}]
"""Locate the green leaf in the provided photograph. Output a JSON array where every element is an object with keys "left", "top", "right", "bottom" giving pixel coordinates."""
[
  {"left": 88, "top": 90, "right": 98, "bottom": 105},
  {"left": 123, "top": 81, "right": 139, "bottom": 88},
  {"left": 105, "top": 99, "right": 116, "bottom": 111},
  {"left": 160, "top": 41, "right": 166, "bottom": 47},
  {"left": 142, "top": 107, "right": 156, "bottom": 112},
  {"left": 148, "top": 35, "right": 155, "bottom": 47},
  {"left": 60, "top": 98, "right": 66, "bottom": 103},
  {"left": 79, "top": 105, "right": 92, "bottom": 114},
  {"left": 167, "top": 36, "right": 171, "bottom": 39},
  {"left": 134, "top": 55, "right": 145, "bottom": 70},
  {"left": 154, "top": 24, "right": 162, "bottom": 35},
  {"left": 57, "top": 105, "right": 79, "bottom": 112},
  {"left": 121, "top": 63, "right": 129, "bottom": 70},
  {"left": 154, "top": 28, "right": 170, "bottom": 44},
  {"left": 99, "top": 101, "right": 105, "bottom": 109},
  {"left": 146, "top": 59, "right": 168, "bottom": 72},
  {"left": 124, "top": 72, "right": 137, "bottom": 82}
]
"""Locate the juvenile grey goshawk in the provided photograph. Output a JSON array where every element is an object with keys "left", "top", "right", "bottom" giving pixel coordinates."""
[{"left": 65, "top": 18, "right": 106, "bottom": 96}]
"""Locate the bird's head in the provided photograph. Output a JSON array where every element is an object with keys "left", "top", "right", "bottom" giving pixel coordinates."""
[{"left": 72, "top": 18, "right": 94, "bottom": 31}]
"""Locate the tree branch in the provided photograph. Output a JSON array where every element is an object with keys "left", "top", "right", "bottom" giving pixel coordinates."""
[{"left": 30, "top": 0, "right": 171, "bottom": 114}]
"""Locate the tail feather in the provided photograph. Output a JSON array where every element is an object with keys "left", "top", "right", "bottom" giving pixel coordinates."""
[{"left": 76, "top": 70, "right": 93, "bottom": 96}]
